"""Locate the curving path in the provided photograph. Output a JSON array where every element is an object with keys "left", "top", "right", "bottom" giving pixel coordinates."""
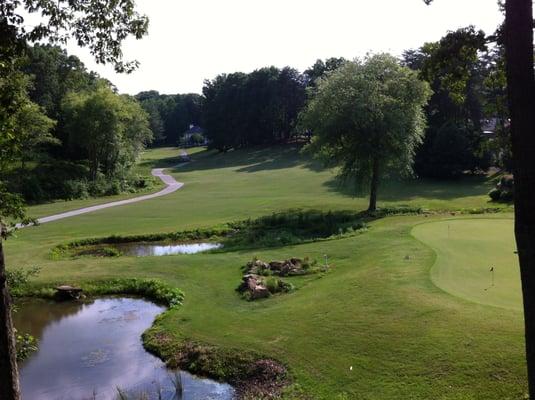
[{"left": 18, "top": 162, "right": 187, "bottom": 228}]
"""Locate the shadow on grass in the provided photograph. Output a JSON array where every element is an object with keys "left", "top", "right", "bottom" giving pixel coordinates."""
[
  {"left": 156, "top": 144, "right": 497, "bottom": 204},
  {"left": 322, "top": 174, "right": 495, "bottom": 202},
  {"left": 167, "top": 145, "right": 325, "bottom": 174}
]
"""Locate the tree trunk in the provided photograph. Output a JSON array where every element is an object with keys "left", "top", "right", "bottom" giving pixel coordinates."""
[
  {"left": 505, "top": 0, "right": 535, "bottom": 396},
  {"left": 0, "top": 238, "right": 21, "bottom": 400},
  {"left": 368, "top": 158, "right": 380, "bottom": 212}
]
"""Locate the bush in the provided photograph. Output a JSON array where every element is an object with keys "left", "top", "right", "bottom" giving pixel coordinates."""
[
  {"left": 75, "top": 278, "right": 184, "bottom": 309},
  {"left": 488, "top": 188, "right": 501, "bottom": 202},
  {"left": 500, "top": 190, "right": 514, "bottom": 202},
  {"left": 16, "top": 333, "right": 38, "bottom": 361},
  {"left": 62, "top": 180, "right": 89, "bottom": 200},
  {"left": 6, "top": 266, "right": 40, "bottom": 292},
  {"left": 264, "top": 277, "right": 294, "bottom": 294}
]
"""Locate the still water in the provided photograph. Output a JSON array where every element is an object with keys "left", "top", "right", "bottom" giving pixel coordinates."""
[
  {"left": 14, "top": 297, "right": 235, "bottom": 400},
  {"left": 114, "top": 242, "right": 223, "bottom": 257}
]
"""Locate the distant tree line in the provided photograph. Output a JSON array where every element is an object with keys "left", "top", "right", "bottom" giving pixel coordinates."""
[
  {"left": 134, "top": 91, "right": 202, "bottom": 146},
  {"left": 198, "top": 27, "right": 509, "bottom": 180}
]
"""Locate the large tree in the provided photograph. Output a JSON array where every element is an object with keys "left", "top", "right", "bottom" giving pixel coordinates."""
[
  {"left": 62, "top": 86, "right": 152, "bottom": 179},
  {"left": 504, "top": 0, "right": 535, "bottom": 396},
  {"left": 0, "top": 2, "right": 148, "bottom": 399},
  {"left": 404, "top": 26, "right": 490, "bottom": 178},
  {"left": 299, "top": 54, "right": 431, "bottom": 211}
]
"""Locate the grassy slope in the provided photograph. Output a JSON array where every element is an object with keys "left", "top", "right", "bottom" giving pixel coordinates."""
[
  {"left": 6, "top": 146, "right": 524, "bottom": 399},
  {"left": 413, "top": 218, "right": 521, "bottom": 311}
]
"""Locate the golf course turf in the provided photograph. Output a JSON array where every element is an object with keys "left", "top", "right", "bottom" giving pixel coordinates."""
[
  {"left": 412, "top": 218, "right": 521, "bottom": 311},
  {"left": 5, "top": 146, "right": 526, "bottom": 399}
]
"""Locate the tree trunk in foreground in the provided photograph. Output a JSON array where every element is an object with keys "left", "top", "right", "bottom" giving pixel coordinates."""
[
  {"left": 505, "top": 0, "right": 535, "bottom": 396},
  {"left": 0, "top": 238, "right": 21, "bottom": 400},
  {"left": 368, "top": 158, "right": 379, "bottom": 212}
]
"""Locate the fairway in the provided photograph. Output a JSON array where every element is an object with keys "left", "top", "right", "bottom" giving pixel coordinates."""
[{"left": 412, "top": 218, "right": 521, "bottom": 310}]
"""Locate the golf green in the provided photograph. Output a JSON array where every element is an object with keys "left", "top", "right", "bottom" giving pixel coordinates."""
[{"left": 412, "top": 218, "right": 521, "bottom": 310}]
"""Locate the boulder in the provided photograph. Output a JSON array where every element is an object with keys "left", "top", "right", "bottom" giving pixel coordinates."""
[{"left": 55, "top": 285, "right": 83, "bottom": 300}]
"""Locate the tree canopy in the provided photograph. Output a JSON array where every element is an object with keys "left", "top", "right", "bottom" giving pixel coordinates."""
[
  {"left": 300, "top": 54, "right": 431, "bottom": 211},
  {"left": 202, "top": 66, "right": 307, "bottom": 151}
]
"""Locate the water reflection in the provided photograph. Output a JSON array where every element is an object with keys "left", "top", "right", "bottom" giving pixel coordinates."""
[
  {"left": 114, "top": 242, "right": 222, "bottom": 257},
  {"left": 14, "top": 298, "right": 235, "bottom": 400}
]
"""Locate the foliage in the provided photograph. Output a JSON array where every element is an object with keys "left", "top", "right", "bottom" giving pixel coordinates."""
[
  {"left": 62, "top": 85, "right": 152, "bottom": 179},
  {"left": 300, "top": 53, "right": 431, "bottom": 210},
  {"left": 264, "top": 276, "right": 294, "bottom": 294},
  {"left": 15, "top": 333, "right": 38, "bottom": 362},
  {"left": 81, "top": 279, "right": 184, "bottom": 309},
  {"left": 304, "top": 57, "right": 347, "bottom": 87},
  {"left": 226, "top": 209, "right": 369, "bottom": 249},
  {"left": 6, "top": 266, "right": 40, "bottom": 291},
  {"left": 135, "top": 91, "right": 203, "bottom": 146},
  {"left": 202, "top": 66, "right": 306, "bottom": 151},
  {"left": 1, "top": 0, "right": 148, "bottom": 73},
  {"left": 488, "top": 174, "right": 514, "bottom": 203},
  {"left": 404, "top": 27, "right": 495, "bottom": 178}
]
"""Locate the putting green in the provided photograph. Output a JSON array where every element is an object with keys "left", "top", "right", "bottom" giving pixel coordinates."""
[{"left": 412, "top": 218, "right": 522, "bottom": 311}]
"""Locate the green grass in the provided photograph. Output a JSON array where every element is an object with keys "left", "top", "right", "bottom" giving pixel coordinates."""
[
  {"left": 24, "top": 147, "right": 205, "bottom": 219},
  {"left": 5, "top": 145, "right": 525, "bottom": 399},
  {"left": 412, "top": 218, "right": 521, "bottom": 311}
]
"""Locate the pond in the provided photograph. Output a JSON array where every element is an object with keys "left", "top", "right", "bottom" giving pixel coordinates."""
[
  {"left": 114, "top": 242, "right": 223, "bottom": 257},
  {"left": 14, "top": 297, "right": 235, "bottom": 400}
]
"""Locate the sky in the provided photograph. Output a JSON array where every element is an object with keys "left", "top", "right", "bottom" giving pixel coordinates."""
[{"left": 63, "top": 0, "right": 503, "bottom": 95}]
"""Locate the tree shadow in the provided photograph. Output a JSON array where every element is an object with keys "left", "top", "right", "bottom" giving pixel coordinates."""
[
  {"left": 167, "top": 145, "right": 325, "bottom": 174},
  {"left": 323, "top": 174, "right": 495, "bottom": 202}
]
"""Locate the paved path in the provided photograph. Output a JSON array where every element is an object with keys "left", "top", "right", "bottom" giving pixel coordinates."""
[{"left": 18, "top": 163, "right": 187, "bottom": 227}]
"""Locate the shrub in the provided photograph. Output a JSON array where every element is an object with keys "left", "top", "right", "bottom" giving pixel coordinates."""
[
  {"left": 264, "top": 277, "right": 294, "bottom": 294},
  {"left": 62, "top": 180, "right": 89, "bottom": 200},
  {"left": 77, "top": 278, "right": 184, "bottom": 309},
  {"left": 500, "top": 190, "right": 514, "bottom": 202},
  {"left": 6, "top": 266, "right": 41, "bottom": 292},
  {"left": 488, "top": 188, "right": 501, "bottom": 202},
  {"left": 16, "top": 333, "right": 38, "bottom": 361}
]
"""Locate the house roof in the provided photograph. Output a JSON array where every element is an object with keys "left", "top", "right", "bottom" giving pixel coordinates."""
[{"left": 184, "top": 125, "right": 204, "bottom": 135}]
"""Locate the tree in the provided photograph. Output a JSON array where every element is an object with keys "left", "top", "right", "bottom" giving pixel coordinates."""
[
  {"left": 404, "top": 27, "right": 491, "bottom": 178},
  {"left": 202, "top": 67, "right": 306, "bottom": 150},
  {"left": 62, "top": 86, "right": 152, "bottom": 179},
  {"left": 299, "top": 54, "right": 431, "bottom": 211},
  {"left": 304, "top": 57, "right": 348, "bottom": 86},
  {"left": 504, "top": 0, "right": 535, "bottom": 396},
  {"left": 14, "top": 101, "right": 57, "bottom": 170},
  {"left": 0, "top": 2, "right": 149, "bottom": 399}
]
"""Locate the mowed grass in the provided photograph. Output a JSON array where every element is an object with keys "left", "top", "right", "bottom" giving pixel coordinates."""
[
  {"left": 412, "top": 218, "right": 521, "bottom": 311},
  {"left": 6, "top": 146, "right": 525, "bottom": 399},
  {"left": 24, "top": 145, "right": 508, "bottom": 236}
]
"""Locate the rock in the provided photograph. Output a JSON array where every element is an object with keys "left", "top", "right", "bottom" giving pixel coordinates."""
[
  {"left": 55, "top": 285, "right": 83, "bottom": 300},
  {"left": 251, "top": 285, "right": 270, "bottom": 300},
  {"left": 268, "top": 261, "right": 284, "bottom": 271},
  {"left": 238, "top": 275, "right": 270, "bottom": 299}
]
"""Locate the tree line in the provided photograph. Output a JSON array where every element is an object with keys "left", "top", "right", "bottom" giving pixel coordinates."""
[{"left": 200, "top": 26, "right": 509, "bottom": 181}]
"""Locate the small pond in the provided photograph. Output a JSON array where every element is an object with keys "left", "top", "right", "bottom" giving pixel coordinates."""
[
  {"left": 105, "top": 242, "right": 222, "bottom": 257},
  {"left": 14, "top": 297, "right": 235, "bottom": 400}
]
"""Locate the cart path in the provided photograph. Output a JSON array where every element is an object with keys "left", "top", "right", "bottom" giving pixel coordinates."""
[{"left": 18, "top": 163, "right": 188, "bottom": 227}]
